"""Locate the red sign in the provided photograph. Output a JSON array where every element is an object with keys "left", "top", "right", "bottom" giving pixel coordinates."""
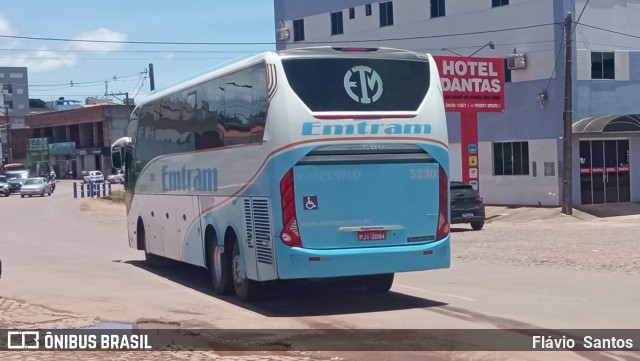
[{"left": 433, "top": 56, "right": 505, "bottom": 112}]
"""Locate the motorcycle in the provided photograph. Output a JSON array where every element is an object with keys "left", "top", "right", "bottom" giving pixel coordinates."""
[{"left": 48, "top": 172, "right": 57, "bottom": 193}]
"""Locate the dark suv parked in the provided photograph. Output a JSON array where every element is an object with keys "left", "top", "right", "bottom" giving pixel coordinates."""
[{"left": 450, "top": 181, "right": 485, "bottom": 230}]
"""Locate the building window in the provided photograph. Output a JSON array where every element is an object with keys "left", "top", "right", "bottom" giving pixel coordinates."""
[
  {"left": 2, "top": 84, "right": 12, "bottom": 95},
  {"left": 366, "top": 4, "right": 372, "bottom": 16},
  {"left": 4, "top": 101, "right": 13, "bottom": 109},
  {"left": 379, "top": 1, "right": 394, "bottom": 27},
  {"left": 293, "top": 19, "right": 305, "bottom": 42},
  {"left": 543, "top": 162, "right": 556, "bottom": 177},
  {"left": 591, "top": 51, "right": 615, "bottom": 79},
  {"left": 431, "top": 0, "right": 445, "bottom": 18},
  {"left": 9, "top": 73, "right": 23, "bottom": 78},
  {"left": 17, "top": 88, "right": 24, "bottom": 95},
  {"left": 492, "top": 0, "right": 509, "bottom": 6},
  {"left": 349, "top": 7, "right": 355, "bottom": 19},
  {"left": 331, "top": 11, "right": 344, "bottom": 35},
  {"left": 493, "top": 141, "right": 530, "bottom": 176}
]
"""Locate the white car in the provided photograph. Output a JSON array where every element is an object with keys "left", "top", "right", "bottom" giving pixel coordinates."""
[
  {"left": 106, "top": 169, "right": 124, "bottom": 184},
  {"left": 19, "top": 177, "right": 52, "bottom": 197},
  {"left": 83, "top": 170, "right": 105, "bottom": 183}
]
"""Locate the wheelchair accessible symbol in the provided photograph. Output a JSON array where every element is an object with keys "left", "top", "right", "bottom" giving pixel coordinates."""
[{"left": 303, "top": 195, "right": 318, "bottom": 210}]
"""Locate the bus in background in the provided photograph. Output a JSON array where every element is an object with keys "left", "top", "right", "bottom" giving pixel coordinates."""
[
  {"left": 111, "top": 47, "right": 449, "bottom": 301},
  {"left": 1, "top": 163, "right": 30, "bottom": 193},
  {"left": 1, "top": 163, "right": 27, "bottom": 172}
]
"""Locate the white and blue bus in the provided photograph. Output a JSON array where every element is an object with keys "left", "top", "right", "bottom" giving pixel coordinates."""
[{"left": 111, "top": 47, "right": 450, "bottom": 301}]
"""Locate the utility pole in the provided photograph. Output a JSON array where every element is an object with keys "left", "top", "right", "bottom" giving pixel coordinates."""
[
  {"left": 148, "top": 63, "right": 155, "bottom": 91},
  {"left": 1, "top": 106, "right": 11, "bottom": 163},
  {"left": 562, "top": 12, "right": 573, "bottom": 215},
  {"left": 105, "top": 92, "right": 131, "bottom": 105}
]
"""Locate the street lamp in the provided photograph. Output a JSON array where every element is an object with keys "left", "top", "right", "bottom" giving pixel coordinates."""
[
  {"left": 440, "top": 48, "right": 464, "bottom": 56},
  {"left": 441, "top": 41, "right": 495, "bottom": 57}
]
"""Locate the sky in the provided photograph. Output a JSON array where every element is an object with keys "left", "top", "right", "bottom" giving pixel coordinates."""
[{"left": 0, "top": 1, "right": 276, "bottom": 104}]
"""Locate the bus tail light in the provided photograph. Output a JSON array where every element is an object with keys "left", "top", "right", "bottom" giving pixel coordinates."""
[
  {"left": 279, "top": 169, "right": 302, "bottom": 247},
  {"left": 436, "top": 165, "right": 449, "bottom": 240}
]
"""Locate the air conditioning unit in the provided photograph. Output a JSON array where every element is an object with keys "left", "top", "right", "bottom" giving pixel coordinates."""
[
  {"left": 276, "top": 27, "right": 290, "bottom": 41},
  {"left": 507, "top": 53, "right": 526, "bottom": 70}
]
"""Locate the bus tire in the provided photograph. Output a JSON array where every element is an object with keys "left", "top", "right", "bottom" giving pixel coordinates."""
[
  {"left": 231, "top": 241, "right": 261, "bottom": 302},
  {"left": 210, "top": 241, "right": 234, "bottom": 295},
  {"left": 363, "top": 273, "right": 394, "bottom": 293}
]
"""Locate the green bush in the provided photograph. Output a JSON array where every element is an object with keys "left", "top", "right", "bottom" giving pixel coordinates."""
[{"left": 103, "top": 190, "right": 126, "bottom": 203}]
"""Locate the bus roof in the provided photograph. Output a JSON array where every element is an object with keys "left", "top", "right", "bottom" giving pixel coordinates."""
[
  {"left": 136, "top": 52, "right": 270, "bottom": 107},
  {"left": 134, "top": 47, "right": 430, "bottom": 109},
  {"left": 3, "top": 163, "right": 26, "bottom": 170},
  {"left": 277, "top": 46, "right": 430, "bottom": 60}
]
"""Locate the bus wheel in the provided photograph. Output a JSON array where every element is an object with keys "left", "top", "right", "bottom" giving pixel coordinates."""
[
  {"left": 210, "top": 241, "right": 234, "bottom": 295},
  {"left": 231, "top": 241, "right": 260, "bottom": 302},
  {"left": 363, "top": 273, "right": 394, "bottom": 293}
]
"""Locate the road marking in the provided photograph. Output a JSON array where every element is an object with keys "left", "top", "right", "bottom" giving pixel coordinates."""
[{"left": 395, "top": 284, "right": 478, "bottom": 302}]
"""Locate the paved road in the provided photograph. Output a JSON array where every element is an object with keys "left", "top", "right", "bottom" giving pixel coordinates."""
[{"left": 0, "top": 180, "right": 638, "bottom": 361}]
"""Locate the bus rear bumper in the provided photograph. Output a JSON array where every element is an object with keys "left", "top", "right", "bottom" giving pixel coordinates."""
[{"left": 276, "top": 237, "right": 450, "bottom": 279}]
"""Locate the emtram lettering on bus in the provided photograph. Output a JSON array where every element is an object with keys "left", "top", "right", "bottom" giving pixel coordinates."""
[
  {"left": 161, "top": 165, "right": 218, "bottom": 192},
  {"left": 302, "top": 121, "right": 432, "bottom": 136}
]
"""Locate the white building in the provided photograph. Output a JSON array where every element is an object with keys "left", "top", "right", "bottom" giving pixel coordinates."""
[{"left": 274, "top": 0, "right": 640, "bottom": 206}]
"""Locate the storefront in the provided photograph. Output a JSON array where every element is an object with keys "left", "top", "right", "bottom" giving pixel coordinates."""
[{"left": 573, "top": 115, "right": 640, "bottom": 205}]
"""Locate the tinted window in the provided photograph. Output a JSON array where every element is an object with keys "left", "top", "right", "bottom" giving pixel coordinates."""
[
  {"left": 293, "top": 19, "right": 305, "bottom": 42},
  {"left": 493, "top": 141, "right": 529, "bottom": 175},
  {"left": 331, "top": 11, "right": 344, "bottom": 35},
  {"left": 431, "top": 0, "right": 445, "bottom": 18},
  {"left": 450, "top": 183, "right": 473, "bottom": 190},
  {"left": 0, "top": 175, "right": 6, "bottom": 182},
  {"left": 282, "top": 58, "right": 430, "bottom": 112},
  {"left": 379, "top": 2, "right": 394, "bottom": 27},
  {"left": 591, "top": 51, "right": 615, "bottom": 80},
  {"left": 134, "top": 63, "right": 267, "bottom": 167}
]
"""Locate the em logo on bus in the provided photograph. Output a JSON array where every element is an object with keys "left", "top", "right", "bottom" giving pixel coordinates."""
[{"left": 344, "top": 66, "right": 383, "bottom": 104}]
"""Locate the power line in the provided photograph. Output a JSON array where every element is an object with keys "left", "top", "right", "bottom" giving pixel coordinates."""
[
  {"left": 0, "top": 49, "right": 262, "bottom": 54},
  {"left": 572, "top": 0, "right": 592, "bottom": 35},
  {"left": 0, "top": 56, "right": 238, "bottom": 61},
  {"left": 0, "top": 23, "right": 558, "bottom": 46},
  {"left": 28, "top": 70, "right": 146, "bottom": 88},
  {"left": 545, "top": 25, "right": 565, "bottom": 95},
  {"left": 0, "top": 34, "right": 275, "bottom": 45},
  {"left": 578, "top": 23, "right": 640, "bottom": 40}
]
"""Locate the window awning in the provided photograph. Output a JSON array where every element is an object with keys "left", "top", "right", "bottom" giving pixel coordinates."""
[{"left": 573, "top": 114, "right": 640, "bottom": 133}]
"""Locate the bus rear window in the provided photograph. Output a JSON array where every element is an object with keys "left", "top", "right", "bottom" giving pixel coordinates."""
[{"left": 282, "top": 58, "right": 430, "bottom": 112}]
